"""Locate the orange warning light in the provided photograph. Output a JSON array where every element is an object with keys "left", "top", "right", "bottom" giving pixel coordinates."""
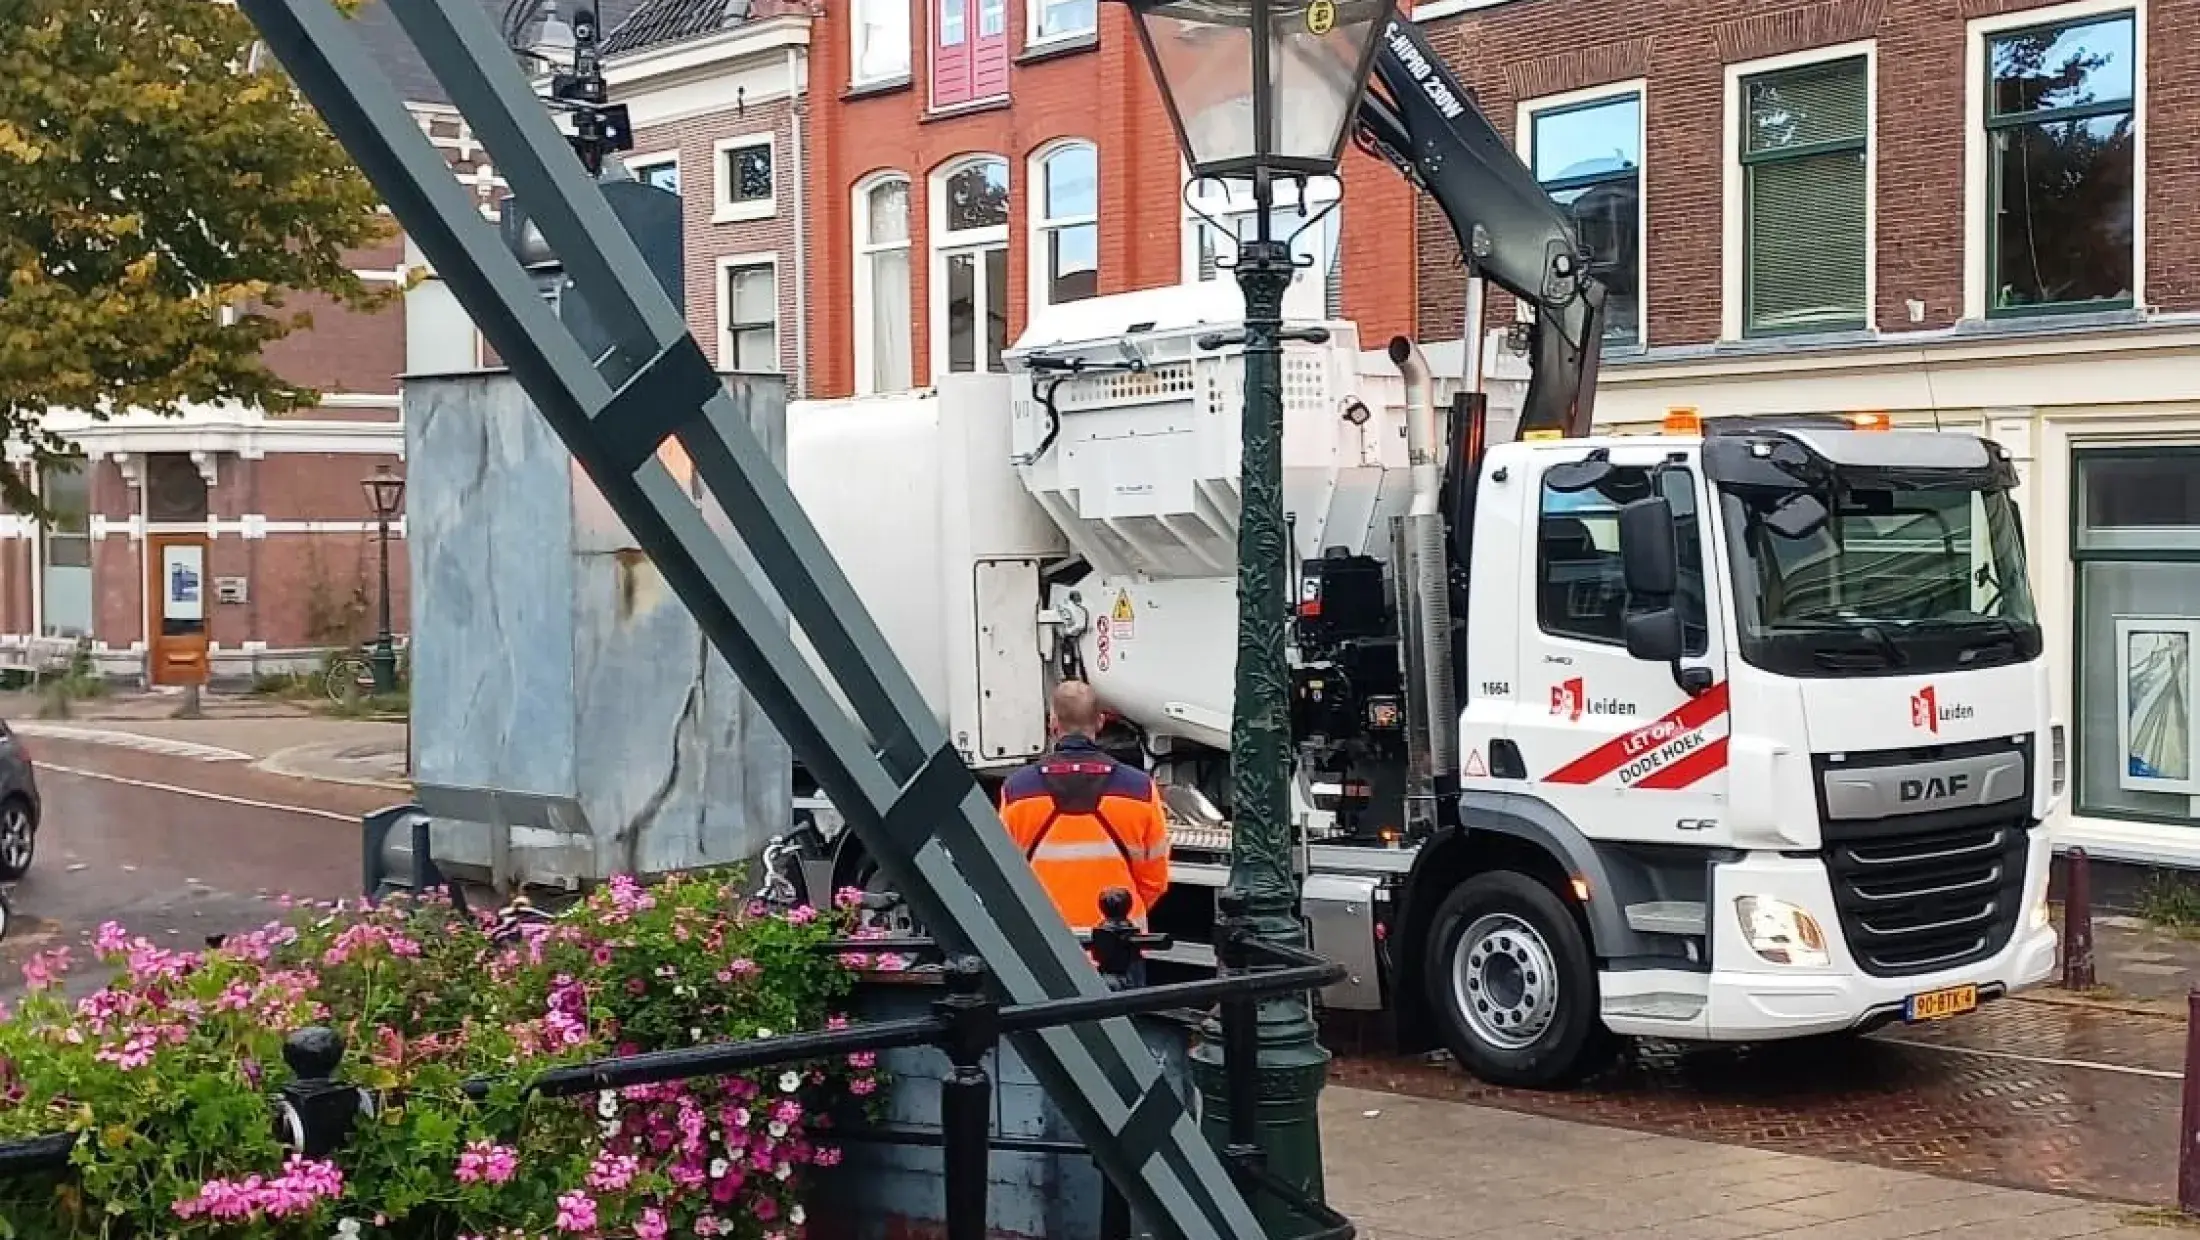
[
  {"left": 1661, "top": 407, "right": 1702, "bottom": 435},
  {"left": 1846, "top": 411, "right": 1892, "bottom": 432}
]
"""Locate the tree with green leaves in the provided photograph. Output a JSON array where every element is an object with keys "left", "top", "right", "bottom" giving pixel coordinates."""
[{"left": 0, "top": 0, "right": 393, "bottom": 513}]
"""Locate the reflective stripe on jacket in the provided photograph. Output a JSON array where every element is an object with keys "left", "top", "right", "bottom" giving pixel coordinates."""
[{"left": 998, "top": 735, "right": 1171, "bottom": 931}]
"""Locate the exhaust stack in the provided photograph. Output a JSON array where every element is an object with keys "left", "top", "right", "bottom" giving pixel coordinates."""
[{"left": 1388, "top": 336, "right": 1460, "bottom": 832}]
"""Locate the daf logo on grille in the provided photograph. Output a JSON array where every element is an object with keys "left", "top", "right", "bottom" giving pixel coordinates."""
[{"left": 1899, "top": 773, "right": 1971, "bottom": 803}]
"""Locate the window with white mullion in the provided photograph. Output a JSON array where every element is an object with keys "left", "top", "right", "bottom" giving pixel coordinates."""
[
  {"left": 1985, "top": 10, "right": 2137, "bottom": 316},
  {"left": 855, "top": 177, "right": 914, "bottom": 394},
  {"left": 1034, "top": 144, "right": 1098, "bottom": 309},
  {"left": 1189, "top": 199, "right": 1341, "bottom": 319},
  {"left": 721, "top": 261, "right": 780, "bottom": 373},
  {"left": 1529, "top": 92, "right": 1642, "bottom": 345},
  {"left": 852, "top": 0, "right": 911, "bottom": 83},
  {"left": 935, "top": 158, "right": 1011, "bottom": 374},
  {"left": 1740, "top": 55, "right": 1870, "bottom": 336},
  {"left": 1030, "top": 0, "right": 1095, "bottom": 43}
]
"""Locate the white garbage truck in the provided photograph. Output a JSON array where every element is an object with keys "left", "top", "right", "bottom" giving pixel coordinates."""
[{"left": 767, "top": 20, "right": 2062, "bottom": 1087}]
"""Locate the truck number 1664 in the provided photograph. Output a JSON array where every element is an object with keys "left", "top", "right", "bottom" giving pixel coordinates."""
[{"left": 1479, "top": 681, "right": 1510, "bottom": 697}]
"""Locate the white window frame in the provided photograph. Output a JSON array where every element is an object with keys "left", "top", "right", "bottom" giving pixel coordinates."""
[
  {"left": 1720, "top": 39, "right": 1878, "bottom": 342},
  {"left": 1026, "top": 0, "right": 1097, "bottom": 48},
  {"left": 713, "top": 133, "right": 778, "bottom": 224},
  {"left": 1028, "top": 140, "right": 1099, "bottom": 314},
  {"left": 716, "top": 253, "right": 782, "bottom": 373},
  {"left": 1408, "top": 0, "right": 1529, "bottom": 23},
  {"left": 627, "top": 149, "right": 681, "bottom": 194},
  {"left": 854, "top": 172, "right": 915, "bottom": 395},
  {"left": 1179, "top": 168, "right": 1342, "bottom": 321},
  {"left": 1516, "top": 79, "right": 1648, "bottom": 347},
  {"left": 1963, "top": 0, "right": 2146, "bottom": 322},
  {"left": 930, "top": 154, "right": 1012, "bottom": 376},
  {"left": 851, "top": 0, "right": 913, "bottom": 86}
]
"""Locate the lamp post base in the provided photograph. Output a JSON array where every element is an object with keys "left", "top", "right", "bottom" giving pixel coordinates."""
[
  {"left": 368, "top": 637, "right": 399, "bottom": 697},
  {"left": 1191, "top": 1008, "right": 1333, "bottom": 1239}
]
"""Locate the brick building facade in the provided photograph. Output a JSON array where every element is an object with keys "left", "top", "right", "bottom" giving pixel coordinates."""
[
  {"left": 22, "top": 230, "right": 416, "bottom": 683},
  {"left": 1394, "top": 0, "right": 2200, "bottom": 862},
  {"left": 602, "top": 9, "right": 816, "bottom": 392},
  {"left": 796, "top": 0, "right": 1415, "bottom": 399}
]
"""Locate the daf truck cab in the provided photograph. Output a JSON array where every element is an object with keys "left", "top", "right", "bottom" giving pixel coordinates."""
[{"left": 1375, "top": 411, "right": 2059, "bottom": 1082}]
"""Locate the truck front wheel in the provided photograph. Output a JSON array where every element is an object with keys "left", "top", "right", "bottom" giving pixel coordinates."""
[{"left": 1422, "top": 871, "right": 1615, "bottom": 1088}]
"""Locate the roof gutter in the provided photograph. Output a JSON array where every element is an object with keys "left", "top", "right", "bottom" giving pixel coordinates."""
[{"left": 787, "top": 44, "right": 808, "bottom": 399}]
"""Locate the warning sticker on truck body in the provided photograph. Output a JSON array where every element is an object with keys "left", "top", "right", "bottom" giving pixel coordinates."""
[{"left": 1111, "top": 590, "right": 1137, "bottom": 641}]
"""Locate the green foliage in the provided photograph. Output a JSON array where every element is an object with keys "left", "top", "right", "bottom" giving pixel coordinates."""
[
  {"left": 2137, "top": 871, "right": 2200, "bottom": 932},
  {"left": 0, "top": 874, "right": 897, "bottom": 1239},
  {"left": 33, "top": 643, "right": 101, "bottom": 720},
  {"left": 302, "top": 542, "right": 373, "bottom": 650},
  {"left": 0, "top": 0, "right": 392, "bottom": 517}
]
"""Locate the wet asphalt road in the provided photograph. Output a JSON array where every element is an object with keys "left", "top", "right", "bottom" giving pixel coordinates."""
[
  {"left": 5, "top": 737, "right": 2195, "bottom": 1206},
  {"left": 0, "top": 736, "right": 375, "bottom": 988}
]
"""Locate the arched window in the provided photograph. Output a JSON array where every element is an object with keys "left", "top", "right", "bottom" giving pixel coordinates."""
[
  {"left": 931, "top": 156, "right": 1010, "bottom": 375},
  {"left": 854, "top": 174, "right": 914, "bottom": 394},
  {"left": 1182, "top": 170, "right": 1343, "bottom": 321},
  {"left": 1030, "top": 142, "right": 1098, "bottom": 311}
]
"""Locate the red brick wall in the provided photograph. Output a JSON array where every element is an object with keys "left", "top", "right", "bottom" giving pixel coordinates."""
[
  {"left": 629, "top": 99, "right": 808, "bottom": 385},
  {"left": 92, "top": 538, "right": 142, "bottom": 649},
  {"left": 805, "top": 3, "right": 1413, "bottom": 398},
  {"left": 2144, "top": 0, "right": 2200, "bottom": 312},
  {"left": 0, "top": 543, "right": 31, "bottom": 637},
  {"left": 245, "top": 532, "right": 412, "bottom": 650},
  {"left": 1409, "top": 0, "right": 2197, "bottom": 346},
  {"left": 255, "top": 288, "right": 408, "bottom": 398},
  {"left": 249, "top": 453, "right": 405, "bottom": 523},
  {"left": 91, "top": 458, "right": 135, "bottom": 524}
]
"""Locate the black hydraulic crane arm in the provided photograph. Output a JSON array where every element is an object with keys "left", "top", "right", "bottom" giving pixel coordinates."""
[{"left": 1355, "top": 18, "right": 1606, "bottom": 440}]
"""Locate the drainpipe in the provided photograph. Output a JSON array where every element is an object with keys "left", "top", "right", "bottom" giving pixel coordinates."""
[{"left": 786, "top": 46, "right": 809, "bottom": 399}]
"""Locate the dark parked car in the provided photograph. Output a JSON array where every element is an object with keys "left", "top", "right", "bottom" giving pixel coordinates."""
[{"left": 0, "top": 720, "right": 42, "bottom": 880}]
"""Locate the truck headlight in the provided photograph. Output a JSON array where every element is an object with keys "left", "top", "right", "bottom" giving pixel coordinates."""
[{"left": 1735, "top": 896, "right": 1830, "bottom": 967}]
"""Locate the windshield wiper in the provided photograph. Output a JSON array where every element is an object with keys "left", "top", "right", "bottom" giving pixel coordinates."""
[
  {"left": 1942, "top": 614, "right": 2023, "bottom": 665},
  {"left": 1774, "top": 621, "right": 1911, "bottom": 670}
]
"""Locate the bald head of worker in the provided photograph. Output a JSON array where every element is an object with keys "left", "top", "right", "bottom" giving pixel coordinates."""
[{"left": 1050, "top": 679, "right": 1103, "bottom": 740}]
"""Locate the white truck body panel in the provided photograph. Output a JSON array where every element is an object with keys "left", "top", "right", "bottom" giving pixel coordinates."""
[{"left": 783, "top": 375, "right": 1069, "bottom": 770}]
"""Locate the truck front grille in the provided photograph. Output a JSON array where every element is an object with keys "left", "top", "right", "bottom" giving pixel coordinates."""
[{"left": 1822, "top": 818, "right": 2030, "bottom": 977}]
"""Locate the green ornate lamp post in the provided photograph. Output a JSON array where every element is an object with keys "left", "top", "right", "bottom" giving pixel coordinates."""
[
  {"left": 1120, "top": 0, "right": 1394, "bottom": 1233},
  {"left": 361, "top": 464, "right": 407, "bottom": 695}
]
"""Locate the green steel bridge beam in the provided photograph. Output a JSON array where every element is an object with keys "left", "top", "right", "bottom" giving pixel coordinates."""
[{"left": 234, "top": 3, "right": 1270, "bottom": 1238}]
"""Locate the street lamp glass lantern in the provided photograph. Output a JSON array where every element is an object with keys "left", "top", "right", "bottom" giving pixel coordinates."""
[
  {"left": 1125, "top": 0, "right": 1397, "bottom": 181},
  {"left": 361, "top": 467, "right": 406, "bottom": 521}
]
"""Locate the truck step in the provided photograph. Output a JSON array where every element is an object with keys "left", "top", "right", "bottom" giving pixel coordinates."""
[{"left": 1623, "top": 901, "right": 1707, "bottom": 937}]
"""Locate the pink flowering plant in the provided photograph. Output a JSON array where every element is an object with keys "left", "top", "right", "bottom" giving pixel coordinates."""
[{"left": 0, "top": 873, "right": 899, "bottom": 1239}]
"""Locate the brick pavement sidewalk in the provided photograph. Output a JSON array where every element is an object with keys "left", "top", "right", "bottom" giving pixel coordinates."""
[
  {"left": 1324, "top": 1086, "right": 2182, "bottom": 1240},
  {"left": 2042, "top": 907, "right": 2200, "bottom": 1014}
]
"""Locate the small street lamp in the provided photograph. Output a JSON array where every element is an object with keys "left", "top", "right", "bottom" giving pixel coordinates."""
[
  {"left": 1121, "top": 0, "right": 1395, "bottom": 1233},
  {"left": 361, "top": 464, "right": 407, "bottom": 696}
]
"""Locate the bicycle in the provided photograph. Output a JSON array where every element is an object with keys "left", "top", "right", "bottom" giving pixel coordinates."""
[{"left": 323, "top": 652, "right": 375, "bottom": 704}]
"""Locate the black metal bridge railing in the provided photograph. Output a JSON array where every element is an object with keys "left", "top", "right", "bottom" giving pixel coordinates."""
[{"left": 0, "top": 889, "right": 1352, "bottom": 1240}]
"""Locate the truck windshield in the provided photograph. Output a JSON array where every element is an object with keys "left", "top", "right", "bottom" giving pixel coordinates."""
[{"left": 1718, "top": 481, "right": 2042, "bottom": 677}]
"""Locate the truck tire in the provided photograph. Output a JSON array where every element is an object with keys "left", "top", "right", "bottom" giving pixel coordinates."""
[{"left": 1422, "top": 870, "right": 1615, "bottom": 1089}]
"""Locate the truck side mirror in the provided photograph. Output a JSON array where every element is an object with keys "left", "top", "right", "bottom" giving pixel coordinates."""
[
  {"left": 1624, "top": 607, "right": 1685, "bottom": 663},
  {"left": 1618, "top": 496, "right": 1686, "bottom": 666},
  {"left": 1618, "top": 496, "right": 1679, "bottom": 599}
]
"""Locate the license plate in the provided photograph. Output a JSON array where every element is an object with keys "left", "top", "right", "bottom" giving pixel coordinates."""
[{"left": 1904, "top": 983, "right": 1979, "bottom": 1023}]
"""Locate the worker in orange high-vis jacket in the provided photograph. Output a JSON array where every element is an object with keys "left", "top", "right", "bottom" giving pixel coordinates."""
[{"left": 998, "top": 680, "right": 1171, "bottom": 933}]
